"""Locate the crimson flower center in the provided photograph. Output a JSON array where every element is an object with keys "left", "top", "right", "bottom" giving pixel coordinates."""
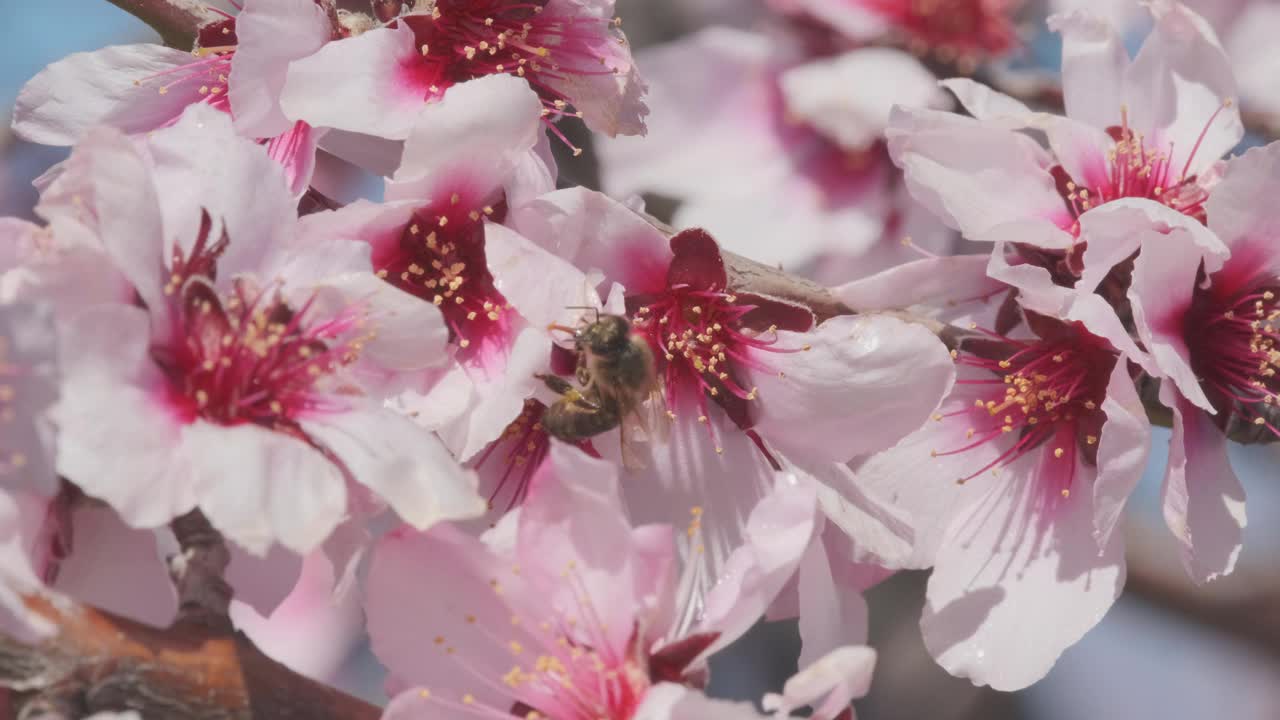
[
  {"left": 154, "top": 279, "right": 365, "bottom": 427},
  {"left": 399, "top": 0, "right": 624, "bottom": 144},
  {"left": 474, "top": 398, "right": 554, "bottom": 511},
  {"left": 630, "top": 285, "right": 804, "bottom": 448},
  {"left": 373, "top": 196, "right": 512, "bottom": 359},
  {"left": 1186, "top": 280, "right": 1280, "bottom": 432},
  {"left": 937, "top": 334, "right": 1113, "bottom": 490},
  {"left": 1051, "top": 106, "right": 1234, "bottom": 235},
  {"left": 632, "top": 288, "right": 766, "bottom": 410},
  {"left": 863, "top": 0, "right": 1020, "bottom": 58}
]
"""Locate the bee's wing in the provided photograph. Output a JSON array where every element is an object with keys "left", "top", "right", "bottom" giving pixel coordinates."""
[
  {"left": 615, "top": 383, "right": 671, "bottom": 472},
  {"left": 618, "top": 416, "right": 647, "bottom": 471},
  {"left": 639, "top": 384, "right": 671, "bottom": 445}
]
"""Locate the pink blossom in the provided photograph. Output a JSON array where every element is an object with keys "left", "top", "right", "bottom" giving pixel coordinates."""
[
  {"left": 849, "top": 304, "right": 1151, "bottom": 689},
  {"left": 12, "top": 0, "right": 333, "bottom": 194},
  {"left": 42, "top": 107, "right": 482, "bottom": 556},
  {"left": 491, "top": 188, "right": 952, "bottom": 607},
  {"left": 1056, "top": 143, "right": 1280, "bottom": 583},
  {"left": 704, "top": 469, "right": 887, "bottom": 720},
  {"left": 887, "top": 0, "right": 1241, "bottom": 298},
  {"left": 301, "top": 75, "right": 582, "bottom": 476},
  {"left": 1054, "top": 0, "right": 1280, "bottom": 119},
  {"left": 367, "top": 443, "right": 871, "bottom": 719},
  {"left": 597, "top": 28, "right": 953, "bottom": 276},
  {"left": 279, "top": 0, "right": 648, "bottom": 142}
]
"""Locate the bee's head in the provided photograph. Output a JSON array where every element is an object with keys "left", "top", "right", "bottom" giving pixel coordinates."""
[{"left": 576, "top": 314, "right": 632, "bottom": 356}]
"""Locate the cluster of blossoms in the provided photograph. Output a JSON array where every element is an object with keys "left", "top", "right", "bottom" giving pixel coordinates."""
[{"left": 0, "top": 0, "right": 1277, "bottom": 716}]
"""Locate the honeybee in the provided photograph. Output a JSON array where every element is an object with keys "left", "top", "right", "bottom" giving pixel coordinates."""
[{"left": 538, "top": 313, "right": 664, "bottom": 465}]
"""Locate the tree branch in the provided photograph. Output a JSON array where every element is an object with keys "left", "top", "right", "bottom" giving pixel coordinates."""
[
  {"left": 0, "top": 595, "right": 381, "bottom": 719},
  {"left": 169, "top": 510, "right": 233, "bottom": 631},
  {"left": 103, "top": 0, "right": 222, "bottom": 50}
]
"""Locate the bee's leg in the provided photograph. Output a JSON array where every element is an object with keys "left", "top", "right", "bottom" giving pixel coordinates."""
[
  {"left": 575, "top": 353, "right": 592, "bottom": 388},
  {"left": 535, "top": 373, "right": 600, "bottom": 409},
  {"left": 542, "top": 397, "right": 622, "bottom": 443},
  {"left": 536, "top": 373, "right": 575, "bottom": 396}
]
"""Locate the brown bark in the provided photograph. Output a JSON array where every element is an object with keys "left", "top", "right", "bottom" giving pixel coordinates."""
[
  {"left": 1, "top": 595, "right": 380, "bottom": 719},
  {"left": 102, "top": 0, "right": 223, "bottom": 50}
]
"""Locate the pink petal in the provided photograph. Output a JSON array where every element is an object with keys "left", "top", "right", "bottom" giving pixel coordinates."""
[
  {"left": 671, "top": 184, "right": 889, "bottom": 272},
  {"left": 228, "top": 0, "right": 334, "bottom": 139},
  {"left": 984, "top": 244, "right": 1073, "bottom": 319},
  {"left": 264, "top": 121, "right": 323, "bottom": 196},
  {"left": 427, "top": 327, "right": 549, "bottom": 461},
  {"left": 508, "top": 187, "right": 673, "bottom": 295},
  {"left": 230, "top": 551, "right": 362, "bottom": 683},
  {"left": 1091, "top": 360, "right": 1154, "bottom": 547},
  {"left": 611, "top": 413, "right": 778, "bottom": 618},
  {"left": 1224, "top": 4, "right": 1280, "bottom": 116},
  {"left": 13, "top": 44, "right": 202, "bottom": 145},
  {"left": 366, "top": 524, "right": 542, "bottom": 707},
  {"left": 794, "top": 525, "right": 887, "bottom": 669},
  {"left": 1160, "top": 386, "right": 1246, "bottom": 584},
  {"left": 748, "top": 315, "right": 954, "bottom": 463},
  {"left": 300, "top": 408, "right": 483, "bottom": 534},
  {"left": 519, "top": 444, "right": 671, "bottom": 657},
  {"left": 921, "top": 450, "right": 1125, "bottom": 690},
  {"left": 484, "top": 222, "right": 602, "bottom": 331},
  {"left": 1206, "top": 141, "right": 1280, "bottom": 280},
  {"left": 1067, "top": 200, "right": 1223, "bottom": 383},
  {"left": 280, "top": 25, "right": 426, "bottom": 140},
  {"left": 225, "top": 542, "right": 304, "bottom": 617},
  {"left": 596, "top": 29, "right": 790, "bottom": 203},
  {"left": 938, "top": 78, "right": 1035, "bottom": 126},
  {"left": 1116, "top": 201, "right": 1229, "bottom": 411},
  {"left": 37, "top": 126, "right": 168, "bottom": 316},
  {"left": 834, "top": 254, "right": 1006, "bottom": 312},
  {"left": 54, "top": 305, "right": 197, "bottom": 529},
  {"left": 699, "top": 474, "right": 819, "bottom": 656},
  {"left": 846, "top": 376, "right": 1010, "bottom": 570},
  {"left": 886, "top": 105, "right": 1072, "bottom": 246},
  {"left": 1048, "top": 9, "right": 1128, "bottom": 129},
  {"left": 801, "top": 459, "right": 915, "bottom": 569},
  {"left": 632, "top": 683, "right": 768, "bottom": 720},
  {"left": 537, "top": 0, "right": 648, "bottom": 137},
  {"left": 1124, "top": 0, "right": 1242, "bottom": 177},
  {"left": 146, "top": 106, "right": 296, "bottom": 284},
  {"left": 763, "top": 646, "right": 877, "bottom": 720},
  {"left": 780, "top": 48, "right": 943, "bottom": 151},
  {"left": 186, "top": 421, "right": 348, "bottom": 555},
  {"left": 53, "top": 504, "right": 176, "bottom": 627},
  {"left": 387, "top": 74, "right": 549, "bottom": 203},
  {"left": 294, "top": 270, "right": 450, "bottom": 387}
]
